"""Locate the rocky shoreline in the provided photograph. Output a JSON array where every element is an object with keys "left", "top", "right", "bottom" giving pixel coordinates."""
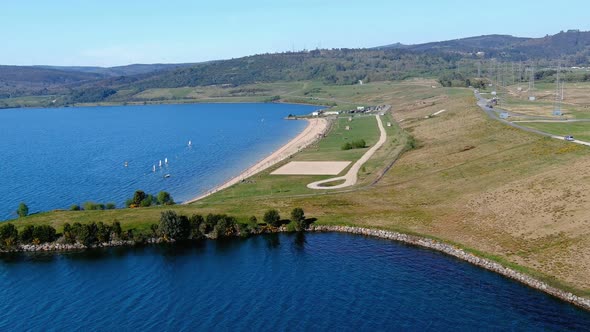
[
  {"left": 307, "top": 225, "right": 590, "bottom": 311},
  {"left": 2, "top": 224, "right": 589, "bottom": 311}
]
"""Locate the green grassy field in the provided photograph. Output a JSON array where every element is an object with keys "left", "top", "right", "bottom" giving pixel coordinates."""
[{"left": 520, "top": 122, "right": 590, "bottom": 141}]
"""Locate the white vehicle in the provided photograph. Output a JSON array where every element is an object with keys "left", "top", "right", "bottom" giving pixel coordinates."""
[{"left": 565, "top": 135, "right": 575, "bottom": 141}]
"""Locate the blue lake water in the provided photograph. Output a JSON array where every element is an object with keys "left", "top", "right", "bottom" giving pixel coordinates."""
[
  {"left": 0, "top": 103, "right": 318, "bottom": 220},
  {"left": 0, "top": 232, "right": 588, "bottom": 330}
]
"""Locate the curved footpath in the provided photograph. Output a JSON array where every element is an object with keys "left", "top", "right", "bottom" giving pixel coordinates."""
[
  {"left": 307, "top": 114, "right": 387, "bottom": 189},
  {"left": 185, "top": 117, "right": 329, "bottom": 203}
]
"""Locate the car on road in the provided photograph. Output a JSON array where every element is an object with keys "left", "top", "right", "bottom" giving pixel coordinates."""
[{"left": 565, "top": 135, "right": 575, "bottom": 141}]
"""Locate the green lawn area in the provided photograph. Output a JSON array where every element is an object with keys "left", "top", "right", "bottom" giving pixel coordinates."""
[
  {"left": 520, "top": 122, "right": 590, "bottom": 141},
  {"left": 202, "top": 113, "right": 403, "bottom": 203}
]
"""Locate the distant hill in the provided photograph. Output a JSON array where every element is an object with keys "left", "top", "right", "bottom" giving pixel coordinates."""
[
  {"left": 377, "top": 30, "right": 590, "bottom": 63},
  {"left": 36, "top": 63, "right": 196, "bottom": 77},
  {"left": 3, "top": 29, "right": 590, "bottom": 106}
]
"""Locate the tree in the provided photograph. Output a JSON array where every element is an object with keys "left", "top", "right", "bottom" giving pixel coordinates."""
[
  {"left": 189, "top": 214, "right": 204, "bottom": 239},
  {"left": 20, "top": 225, "right": 35, "bottom": 243},
  {"left": 157, "top": 191, "right": 175, "bottom": 205},
  {"left": 96, "top": 222, "right": 111, "bottom": 243},
  {"left": 63, "top": 223, "right": 75, "bottom": 243},
  {"left": 0, "top": 223, "right": 18, "bottom": 247},
  {"left": 263, "top": 209, "right": 281, "bottom": 227},
  {"left": 112, "top": 221, "right": 122, "bottom": 238},
  {"left": 105, "top": 203, "right": 116, "bottom": 210},
  {"left": 291, "top": 208, "right": 306, "bottom": 231},
  {"left": 159, "top": 210, "right": 190, "bottom": 240},
  {"left": 132, "top": 190, "right": 147, "bottom": 207},
  {"left": 17, "top": 202, "right": 29, "bottom": 218},
  {"left": 70, "top": 204, "right": 81, "bottom": 211},
  {"left": 32, "top": 225, "right": 57, "bottom": 243},
  {"left": 140, "top": 195, "right": 154, "bottom": 207}
]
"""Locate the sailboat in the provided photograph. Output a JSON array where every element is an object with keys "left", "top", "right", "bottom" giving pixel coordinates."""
[
  {"left": 188, "top": 140, "right": 192, "bottom": 147},
  {"left": 165, "top": 157, "right": 168, "bottom": 164},
  {"left": 152, "top": 165, "right": 156, "bottom": 172},
  {"left": 159, "top": 160, "right": 162, "bottom": 167}
]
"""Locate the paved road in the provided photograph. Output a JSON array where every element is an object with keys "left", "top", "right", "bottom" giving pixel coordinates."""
[
  {"left": 474, "top": 91, "right": 590, "bottom": 147},
  {"left": 307, "top": 114, "right": 387, "bottom": 189}
]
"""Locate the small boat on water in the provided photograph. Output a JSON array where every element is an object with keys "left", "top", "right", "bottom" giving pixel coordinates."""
[
  {"left": 165, "top": 157, "right": 168, "bottom": 164},
  {"left": 152, "top": 165, "right": 156, "bottom": 172},
  {"left": 164, "top": 174, "right": 171, "bottom": 178},
  {"left": 124, "top": 161, "right": 128, "bottom": 167},
  {"left": 159, "top": 160, "right": 162, "bottom": 167},
  {"left": 188, "top": 140, "right": 192, "bottom": 147}
]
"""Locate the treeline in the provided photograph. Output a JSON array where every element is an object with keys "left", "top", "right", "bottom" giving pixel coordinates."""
[
  {"left": 14, "top": 190, "right": 175, "bottom": 218},
  {"left": 155, "top": 207, "right": 308, "bottom": 241},
  {"left": 438, "top": 72, "right": 487, "bottom": 88},
  {"left": 0, "top": 207, "right": 311, "bottom": 250}
]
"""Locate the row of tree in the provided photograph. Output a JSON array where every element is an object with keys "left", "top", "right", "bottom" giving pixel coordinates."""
[
  {"left": 14, "top": 190, "right": 175, "bottom": 219},
  {"left": 0, "top": 208, "right": 310, "bottom": 249},
  {"left": 125, "top": 190, "right": 174, "bottom": 208},
  {"left": 156, "top": 208, "right": 308, "bottom": 241}
]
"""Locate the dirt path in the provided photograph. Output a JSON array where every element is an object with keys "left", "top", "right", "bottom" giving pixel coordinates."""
[{"left": 307, "top": 114, "right": 387, "bottom": 190}]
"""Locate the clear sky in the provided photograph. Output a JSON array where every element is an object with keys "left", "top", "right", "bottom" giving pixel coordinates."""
[{"left": 3, "top": 0, "right": 590, "bottom": 67}]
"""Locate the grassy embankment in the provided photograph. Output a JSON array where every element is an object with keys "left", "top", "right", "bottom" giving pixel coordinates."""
[{"left": 11, "top": 79, "right": 590, "bottom": 298}]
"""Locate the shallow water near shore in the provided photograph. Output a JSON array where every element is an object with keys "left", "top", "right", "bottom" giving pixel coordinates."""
[
  {"left": 0, "top": 232, "right": 589, "bottom": 330},
  {"left": 0, "top": 103, "right": 317, "bottom": 220}
]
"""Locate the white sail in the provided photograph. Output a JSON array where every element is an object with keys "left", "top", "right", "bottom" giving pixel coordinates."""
[
  {"left": 152, "top": 165, "right": 156, "bottom": 172},
  {"left": 165, "top": 157, "right": 168, "bottom": 164},
  {"left": 159, "top": 160, "right": 162, "bottom": 167},
  {"left": 188, "top": 140, "right": 192, "bottom": 147}
]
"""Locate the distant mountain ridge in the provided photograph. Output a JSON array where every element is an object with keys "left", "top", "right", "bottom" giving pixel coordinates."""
[
  {"left": 377, "top": 30, "right": 590, "bottom": 63},
  {"left": 3, "top": 29, "right": 590, "bottom": 106}
]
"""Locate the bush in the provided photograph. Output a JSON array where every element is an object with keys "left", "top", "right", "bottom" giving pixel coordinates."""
[
  {"left": 212, "top": 216, "right": 237, "bottom": 239},
  {"left": 112, "top": 221, "right": 122, "bottom": 238},
  {"left": 96, "top": 222, "right": 111, "bottom": 243},
  {"left": 17, "top": 202, "right": 29, "bottom": 218},
  {"left": 20, "top": 225, "right": 35, "bottom": 243},
  {"left": 263, "top": 209, "right": 281, "bottom": 227},
  {"left": 70, "top": 204, "right": 81, "bottom": 211},
  {"left": 0, "top": 223, "right": 18, "bottom": 247},
  {"left": 157, "top": 191, "right": 175, "bottom": 205},
  {"left": 32, "top": 225, "right": 57, "bottom": 243},
  {"left": 83, "top": 201, "right": 104, "bottom": 211},
  {"left": 291, "top": 208, "right": 306, "bottom": 231},
  {"left": 105, "top": 203, "right": 116, "bottom": 210},
  {"left": 341, "top": 139, "right": 366, "bottom": 150},
  {"left": 406, "top": 135, "right": 418, "bottom": 150},
  {"left": 139, "top": 195, "right": 154, "bottom": 207},
  {"left": 189, "top": 214, "right": 204, "bottom": 239}
]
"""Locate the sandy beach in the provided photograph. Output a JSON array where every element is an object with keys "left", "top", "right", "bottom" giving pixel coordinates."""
[{"left": 184, "top": 117, "right": 329, "bottom": 203}]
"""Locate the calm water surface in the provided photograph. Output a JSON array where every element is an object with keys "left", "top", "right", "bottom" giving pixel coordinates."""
[
  {"left": 0, "top": 103, "right": 317, "bottom": 220},
  {"left": 0, "top": 233, "right": 588, "bottom": 331}
]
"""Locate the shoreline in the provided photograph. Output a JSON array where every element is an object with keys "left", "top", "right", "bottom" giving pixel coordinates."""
[
  {"left": 184, "top": 117, "right": 329, "bottom": 204},
  {"left": 3, "top": 225, "right": 589, "bottom": 311},
  {"left": 0, "top": 99, "right": 331, "bottom": 111}
]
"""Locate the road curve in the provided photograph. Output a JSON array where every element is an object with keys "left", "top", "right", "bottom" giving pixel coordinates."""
[
  {"left": 307, "top": 114, "right": 387, "bottom": 190},
  {"left": 474, "top": 91, "right": 590, "bottom": 147}
]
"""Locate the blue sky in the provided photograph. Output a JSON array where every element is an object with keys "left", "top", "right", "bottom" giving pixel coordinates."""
[{"left": 3, "top": 0, "right": 589, "bottom": 67}]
